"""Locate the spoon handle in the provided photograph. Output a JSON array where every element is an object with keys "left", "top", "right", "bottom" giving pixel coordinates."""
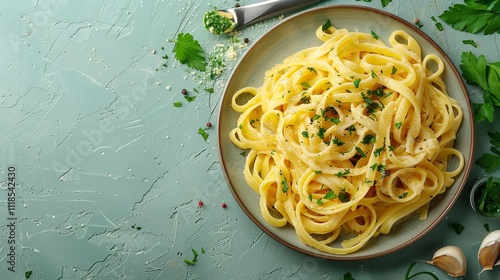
[{"left": 229, "top": 0, "right": 322, "bottom": 29}]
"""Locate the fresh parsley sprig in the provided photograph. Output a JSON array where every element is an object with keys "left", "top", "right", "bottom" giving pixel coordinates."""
[
  {"left": 476, "top": 131, "right": 500, "bottom": 171},
  {"left": 170, "top": 33, "right": 207, "bottom": 71},
  {"left": 460, "top": 51, "right": 500, "bottom": 122},
  {"left": 440, "top": 0, "right": 500, "bottom": 35}
]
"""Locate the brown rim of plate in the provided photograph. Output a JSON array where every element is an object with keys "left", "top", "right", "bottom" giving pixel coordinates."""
[{"left": 217, "top": 4, "right": 475, "bottom": 261}]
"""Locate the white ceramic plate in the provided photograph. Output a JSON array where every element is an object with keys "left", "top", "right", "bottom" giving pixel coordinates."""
[{"left": 217, "top": 5, "right": 475, "bottom": 260}]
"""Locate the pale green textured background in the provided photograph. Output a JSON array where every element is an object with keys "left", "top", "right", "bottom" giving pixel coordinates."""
[{"left": 1, "top": 0, "right": 499, "bottom": 279}]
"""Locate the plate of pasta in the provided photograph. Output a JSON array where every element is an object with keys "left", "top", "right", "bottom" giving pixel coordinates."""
[{"left": 217, "top": 5, "right": 474, "bottom": 260}]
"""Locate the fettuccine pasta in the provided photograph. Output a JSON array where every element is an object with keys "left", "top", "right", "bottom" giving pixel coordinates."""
[{"left": 229, "top": 23, "right": 464, "bottom": 254}]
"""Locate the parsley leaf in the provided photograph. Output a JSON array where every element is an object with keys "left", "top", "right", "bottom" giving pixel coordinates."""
[
  {"left": 322, "top": 19, "right": 332, "bottom": 32},
  {"left": 476, "top": 131, "right": 500, "bottom": 172},
  {"left": 440, "top": 1, "right": 500, "bottom": 35},
  {"left": 197, "top": 127, "right": 209, "bottom": 142},
  {"left": 170, "top": 33, "right": 207, "bottom": 71},
  {"left": 381, "top": 0, "right": 392, "bottom": 7},
  {"left": 460, "top": 51, "right": 500, "bottom": 122}
]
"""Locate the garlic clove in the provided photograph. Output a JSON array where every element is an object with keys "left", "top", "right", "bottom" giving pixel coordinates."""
[
  {"left": 478, "top": 229, "right": 500, "bottom": 273},
  {"left": 427, "top": 245, "right": 467, "bottom": 277}
]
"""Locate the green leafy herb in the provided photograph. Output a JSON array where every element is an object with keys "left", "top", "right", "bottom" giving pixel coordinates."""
[
  {"left": 173, "top": 101, "right": 182, "bottom": 107},
  {"left": 355, "top": 146, "right": 367, "bottom": 158},
  {"left": 371, "top": 30, "right": 379, "bottom": 40},
  {"left": 317, "top": 127, "right": 326, "bottom": 140},
  {"left": 170, "top": 33, "right": 207, "bottom": 71},
  {"left": 451, "top": 222, "right": 465, "bottom": 235},
  {"left": 25, "top": 271, "right": 33, "bottom": 279},
  {"left": 459, "top": 51, "right": 500, "bottom": 122},
  {"left": 395, "top": 122, "right": 403, "bottom": 129},
  {"left": 477, "top": 131, "right": 500, "bottom": 171},
  {"left": 374, "top": 146, "right": 385, "bottom": 157},
  {"left": 353, "top": 78, "right": 361, "bottom": 88},
  {"left": 381, "top": 0, "right": 392, "bottom": 7},
  {"left": 477, "top": 177, "right": 500, "bottom": 215},
  {"left": 205, "top": 87, "right": 214, "bottom": 93},
  {"left": 484, "top": 223, "right": 490, "bottom": 231},
  {"left": 198, "top": 127, "right": 209, "bottom": 142},
  {"left": 362, "top": 134, "right": 376, "bottom": 145},
  {"left": 431, "top": 16, "right": 444, "bottom": 31},
  {"left": 184, "top": 95, "right": 196, "bottom": 102},
  {"left": 391, "top": 66, "right": 398, "bottom": 74},
  {"left": 307, "top": 66, "right": 317, "bottom": 72},
  {"left": 281, "top": 174, "right": 289, "bottom": 193},
  {"left": 332, "top": 137, "right": 344, "bottom": 146},
  {"left": 308, "top": 193, "right": 313, "bottom": 201},
  {"left": 184, "top": 248, "right": 200, "bottom": 266},
  {"left": 301, "top": 81, "right": 311, "bottom": 89},
  {"left": 323, "top": 190, "right": 336, "bottom": 200},
  {"left": 322, "top": 19, "right": 332, "bottom": 32},
  {"left": 338, "top": 190, "right": 350, "bottom": 202},
  {"left": 316, "top": 198, "right": 324, "bottom": 204},
  {"left": 342, "top": 272, "right": 354, "bottom": 280},
  {"left": 336, "top": 169, "right": 351, "bottom": 178},
  {"left": 302, "top": 131, "right": 310, "bottom": 138},
  {"left": 462, "top": 39, "right": 478, "bottom": 48},
  {"left": 440, "top": 1, "right": 500, "bottom": 35}
]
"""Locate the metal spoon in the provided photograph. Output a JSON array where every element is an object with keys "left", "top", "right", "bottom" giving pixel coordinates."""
[{"left": 203, "top": 0, "right": 322, "bottom": 34}]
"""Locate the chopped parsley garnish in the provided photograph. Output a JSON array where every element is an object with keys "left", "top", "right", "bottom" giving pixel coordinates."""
[
  {"left": 203, "top": 10, "right": 236, "bottom": 34},
  {"left": 301, "top": 81, "right": 311, "bottom": 89},
  {"left": 355, "top": 147, "right": 367, "bottom": 158},
  {"left": 302, "top": 131, "right": 309, "bottom": 138},
  {"left": 170, "top": 33, "right": 207, "bottom": 71},
  {"left": 451, "top": 222, "right": 465, "bottom": 235},
  {"left": 173, "top": 101, "right": 182, "bottom": 107},
  {"left": 484, "top": 223, "right": 490, "bottom": 231},
  {"left": 391, "top": 66, "right": 398, "bottom": 74},
  {"left": 374, "top": 146, "right": 385, "bottom": 157},
  {"left": 431, "top": 16, "right": 444, "bottom": 31},
  {"left": 371, "top": 30, "right": 379, "bottom": 40},
  {"left": 184, "top": 95, "right": 196, "bottom": 102},
  {"left": 322, "top": 19, "right": 332, "bottom": 32},
  {"left": 317, "top": 127, "right": 326, "bottom": 140},
  {"left": 338, "top": 190, "right": 350, "bottom": 202},
  {"left": 316, "top": 198, "right": 324, "bottom": 205},
  {"left": 332, "top": 137, "right": 344, "bottom": 146},
  {"left": 336, "top": 169, "right": 351, "bottom": 178},
  {"left": 353, "top": 78, "right": 361, "bottom": 88},
  {"left": 395, "top": 122, "right": 403, "bottom": 129},
  {"left": 197, "top": 127, "right": 209, "bottom": 142},
  {"left": 314, "top": 170, "right": 322, "bottom": 174},
  {"left": 308, "top": 193, "right": 313, "bottom": 201},
  {"left": 25, "top": 271, "right": 33, "bottom": 279},
  {"left": 184, "top": 248, "right": 200, "bottom": 266},
  {"left": 362, "top": 134, "right": 376, "bottom": 144},
  {"left": 462, "top": 39, "right": 478, "bottom": 48},
  {"left": 324, "top": 190, "right": 336, "bottom": 199},
  {"left": 281, "top": 174, "right": 289, "bottom": 193},
  {"left": 307, "top": 66, "right": 317, "bottom": 72}
]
